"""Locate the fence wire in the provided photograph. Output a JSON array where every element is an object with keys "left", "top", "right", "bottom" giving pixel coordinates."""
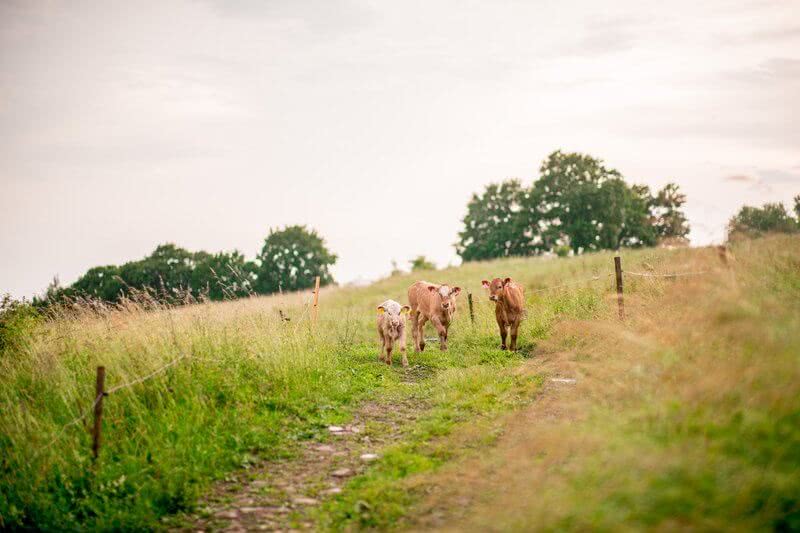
[
  {"left": 624, "top": 270, "right": 710, "bottom": 278},
  {"left": 29, "top": 353, "right": 188, "bottom": 461},
  {"left": 530, "top": 273, "right": 611, "bottom": 293}
]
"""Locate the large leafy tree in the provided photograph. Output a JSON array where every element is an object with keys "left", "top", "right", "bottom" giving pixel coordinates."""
[
  {"left": 456, "top": 180, "right": 533, "bottom": 261},
  {"left": 255, "top": 226, "right": 337, "bottom": 294},
  {"left": 456, "top": 150, "right": 690, "bottom": 260}
]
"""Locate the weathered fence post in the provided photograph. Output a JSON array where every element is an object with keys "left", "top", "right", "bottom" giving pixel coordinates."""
[
  {"left": 92, "top": 366, "right": 105, "bottom": 460},
  {"left": 614, "top": 256, "right": 625, "bottom": 320},
  {"left": 467, "top": 292, "right": 475, "bottom": 325},
  {"left": 312, "top": 276, "right": 321, "bottom": 326}
]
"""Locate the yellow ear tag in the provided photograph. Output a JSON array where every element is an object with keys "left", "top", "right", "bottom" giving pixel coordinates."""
[{"left": 377, "top": 308, "right": 385, "bottom": 315}]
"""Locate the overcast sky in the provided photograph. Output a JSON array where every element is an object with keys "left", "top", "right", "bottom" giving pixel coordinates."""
[{"left": 1, "top": 0, "right": 798, "bottom": 299}]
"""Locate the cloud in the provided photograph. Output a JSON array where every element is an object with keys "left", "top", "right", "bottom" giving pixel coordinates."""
[
  {"left": 724, "top": 57, "right": 800, "bottom": 84},
  {"left": 724, "top": 174, "right": 758, "bottom": 183},
  {"left": 759, "top": 168, "right": 800, "bottom": 184}
]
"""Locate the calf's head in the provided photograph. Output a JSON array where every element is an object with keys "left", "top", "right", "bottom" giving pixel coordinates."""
[
  {"left": 427, "top": 284, "right": 461, "bottom": 311},
  {"left": 482, "top": 277, "right": 512, "bottom": 302},
  {"left": 377, "top": 304, "right": 410, "bottom": 333}
]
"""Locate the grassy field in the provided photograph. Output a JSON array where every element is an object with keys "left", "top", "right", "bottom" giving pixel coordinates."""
[{"left": 1, "top": 236, "right": 798, "bottom": 530}]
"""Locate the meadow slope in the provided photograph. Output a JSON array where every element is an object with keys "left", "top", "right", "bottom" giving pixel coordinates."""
[{"left": 1, "top": 236, "right": 798, "bottom": 531}]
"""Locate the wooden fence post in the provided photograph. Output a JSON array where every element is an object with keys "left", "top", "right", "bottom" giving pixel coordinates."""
[
  {"left": 92, "top": 366, "right": 105, "bottom": 460},
  {"left": 467, "top": 292, "right": 475, "bottom": 325},
  {"left": 614, "top": 256, "right": 625, "bottom": 320},
  {"left": 312, "top": 276, "right": 320, "bottom": 326}
]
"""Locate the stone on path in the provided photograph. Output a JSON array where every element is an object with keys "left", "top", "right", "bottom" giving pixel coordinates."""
[
  {"left": 215, "top": 510, "right": 239, "bottom": 519},
  {"left": 328, "top": 425, "right": 345, "bottom": 433},
  {"left": 315, "top": 444, "right": 335, "bottom": 453},
  {"left": 321, "top": 487, "right": 342, "bottom": 495},
  {"left": 332, "top": 468, "right": 352, "bottom": 477},
  {"left": 292, "top": 497, "right": 319, "bottom": 506},
  {"left": 360, "top": 453, "right": 379, "bottom": 462}
]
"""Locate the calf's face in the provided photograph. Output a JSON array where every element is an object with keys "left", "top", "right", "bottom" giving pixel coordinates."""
[
  {"left": 378, "top": 305, "right": 410, "bottom": 335},
  {"left": 482, "top": 277, "right": 512, "bottom": 302},
  {"left": 427, "top": 285, "right": 461, "bottom": 311}
]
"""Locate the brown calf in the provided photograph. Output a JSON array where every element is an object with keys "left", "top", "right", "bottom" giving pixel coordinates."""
[
  {"left": 481, "top": 277, "right": 525, "bottom": 351},
  {"left": 377, "top": 300, "right": 410, "bottom": 367},
  {"left": 407, "top": 281, "right": 461, "bottom": 352}
]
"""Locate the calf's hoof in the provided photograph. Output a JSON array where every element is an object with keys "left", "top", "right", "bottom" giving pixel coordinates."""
[{"left": 500, "top": 345, "right": 507, "bottom": 350}]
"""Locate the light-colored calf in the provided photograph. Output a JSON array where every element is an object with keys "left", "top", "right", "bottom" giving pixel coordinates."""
[
  {"left": 407, "top": 281, "right": 461, "bottom": 352},
  {"left": 481, "top": 277, "right": 525, "bottom": 351},
  {"left": 377, "top": 299, "right": 410, "bottom": 367}
]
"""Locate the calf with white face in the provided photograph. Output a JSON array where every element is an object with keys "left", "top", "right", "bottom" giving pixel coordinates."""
[
  {"left": 377, "top": 299, "right": 410, "bottom": 367},
  {"left": 407, "top": 281, "right": 462, "bottom": 352}
]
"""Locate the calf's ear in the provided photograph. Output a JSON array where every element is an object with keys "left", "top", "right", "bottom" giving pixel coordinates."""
[
  {"left": 427, "top": 285, "right": 437, "bottom": 292},
  {"left": 377, "top": 306, "right": 386, "bottom": 315},
  {"left": 451, "top": 287, "right": 462, "bottom": 296},
  {"left": 503, "top": 277, "right": 512, "bottom": 286},
  {"left": 481, "top": 279, "right": 490, "bottom": 289},
  {"left": 400, "top": 305, "right": 411, "bottom": 314}
]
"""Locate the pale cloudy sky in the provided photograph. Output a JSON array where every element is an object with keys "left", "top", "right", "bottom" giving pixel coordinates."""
[{"left": 1, "top": 0, "right": 798, "bottom": 299}]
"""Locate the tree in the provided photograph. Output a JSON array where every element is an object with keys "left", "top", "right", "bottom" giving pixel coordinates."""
[
  {"left": 255, "top": 226, "right": 337, "bottom": 294},
  {"left": 728, "top": 201, "right": 799, "bottom": 237},
  {"left": 651, "top": 182, "right": 690, "bottom": 242},
  {"left": 530, "top": 151, "right": 658, "bottom": 253},
  {"left": 455, "top": 150, "right": 690, "bottom": 261},
  {"left": 191, "top": 251, "right": 257, "bottom": 300},
  {"left": 456, "top": 180, "right": 533, "bottom": 261},
  {"left": 409, "top": 256, "right": 436, "bottom": 271}
]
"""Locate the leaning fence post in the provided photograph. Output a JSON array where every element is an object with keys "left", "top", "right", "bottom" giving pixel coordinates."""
[
  {"left": 92, "top": 366, "right": 106, "bottom": 460},
  {"left": 467, "top": 292, "right": 475, "bottom": 325},
  {"left": 312, "top": 276, "right": 321, "bottom": 326},
  {"left": 614, "top": 256, "right": 625, "bottom": 320}
]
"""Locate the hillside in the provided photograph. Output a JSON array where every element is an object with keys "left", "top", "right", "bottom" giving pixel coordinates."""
[{"left": 1, "top": 236, "right": 798, "bottom": 531}]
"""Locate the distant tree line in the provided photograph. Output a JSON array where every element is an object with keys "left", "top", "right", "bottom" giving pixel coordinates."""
[
  {"left": 728, "top": 196, "right": 800, "bottom": 238},
  {"left": 38, "top": 225, "right": 337, "bottom": 306},
  {"left": 456, "top": 150, "right": 690, "bottom": 260}
]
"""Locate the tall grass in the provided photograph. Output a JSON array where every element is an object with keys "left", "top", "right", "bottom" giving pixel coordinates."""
[
  {"left": 0, "top": 245, "right": 710, "bottom": 529},
  {"left": 404, "top": 235, "right": 800, "bottom": 531}
]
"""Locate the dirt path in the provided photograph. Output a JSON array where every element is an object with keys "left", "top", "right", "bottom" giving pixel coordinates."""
[{"left": 181, "top": 396, "right": 426, "bottom": 532}]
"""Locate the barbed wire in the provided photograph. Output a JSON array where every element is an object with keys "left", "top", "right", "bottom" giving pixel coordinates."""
[
  {"left": 624, "top": 270, "right": 710, "bottom": 278},
  {"left": 30, "top": 393, "right": 104, "bottom": 462},
  {"left": 530, "top": 273, "right": 612, "bottom": 293},
  {"left": 105, "top": 354, "right": 187, "bottom": 395},
  {"left": 29, "top": 353, "right": 188, "bottom": 462}
]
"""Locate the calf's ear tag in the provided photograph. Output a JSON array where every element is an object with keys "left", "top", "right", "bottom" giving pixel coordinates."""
[{"left": 377, "top": 307, "right": 385, "bottom": 315}]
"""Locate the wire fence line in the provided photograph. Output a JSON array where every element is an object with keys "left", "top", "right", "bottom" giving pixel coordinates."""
[
  {"left": 30, "top": 393, "right": 105, "bottom": 462},
  {"left": 529, "top": 273, "right": 612, "bottom": 293},
  {"left": 104, "top": 353, "right": 187, "bottom": 395},
  {"left": 624, "top": 270, "right": 710, "bottom": 278},
  {"left": 29, "top": 353, "right": 189, "bottom": 461}
]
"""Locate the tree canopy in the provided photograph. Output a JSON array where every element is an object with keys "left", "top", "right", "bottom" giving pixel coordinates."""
[
  {"left": 40, "top": 226, "right": 336, "bottom": 306},
  {"left": 457, "top": 150, "right": 691, "bottom": 260},
  {"left": 728, "top": 197, "right": 800, "bottom": 238},
  {"left": 254, "top": 225, "right": 337, "bottom": 294}
]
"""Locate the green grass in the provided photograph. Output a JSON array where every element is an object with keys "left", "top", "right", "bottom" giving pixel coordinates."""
[{"left": 0, "top": 243, "right": 765, "bottom": 530}]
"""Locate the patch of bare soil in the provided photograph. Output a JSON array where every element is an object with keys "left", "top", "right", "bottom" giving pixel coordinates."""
[{"left": 181, "top": 395, "right": 425, "bottom": 532}]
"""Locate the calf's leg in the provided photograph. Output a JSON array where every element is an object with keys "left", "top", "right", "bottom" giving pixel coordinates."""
[
  {"left": 431, "top": 316, "right": 448, "bottom": 351},
  {"left": 510, "top": 317, "right": 521, "bottom": 351},
  {"left": 378, "top": 328, "right": 386, "bottom": 362},
  {"left": 398, "top": 328, "right": 409, "bottom": 367},
  {"left": 417, "top": 315, "right": 428, "bottom": 352}
]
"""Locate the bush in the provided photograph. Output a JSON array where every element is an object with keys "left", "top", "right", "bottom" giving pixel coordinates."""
[{"left": 0, "top": 295, "right": 41, "bottom": 354}]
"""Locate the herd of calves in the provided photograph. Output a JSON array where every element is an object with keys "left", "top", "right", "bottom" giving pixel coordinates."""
[{"left": 376, "top": 277, "right": 525, "bottom": 367}]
